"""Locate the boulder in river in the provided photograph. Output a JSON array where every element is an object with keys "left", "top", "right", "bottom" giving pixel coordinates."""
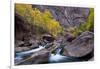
[
  {"left": 15, "top": 49, "right": 50, "bottom": 65},
  {"left": 64, "top": 31, "right": 94, "bottom": 57}
]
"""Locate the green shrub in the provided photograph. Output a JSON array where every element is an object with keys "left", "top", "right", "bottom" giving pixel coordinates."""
[{"left": 70, "top": 8, "right": 94, "bottom": 37}]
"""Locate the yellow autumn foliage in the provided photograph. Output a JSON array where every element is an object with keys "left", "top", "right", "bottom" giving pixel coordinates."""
[
  {"left": 15, "top": 4, "right": 33, "bottom": 16},
  {"left": 15, "top": 4, "right": 63, "bottom": 37}
]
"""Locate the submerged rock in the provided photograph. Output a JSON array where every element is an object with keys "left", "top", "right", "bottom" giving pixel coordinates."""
[{"left": 64, "top": 31, "right": 94, "bottom": 57}]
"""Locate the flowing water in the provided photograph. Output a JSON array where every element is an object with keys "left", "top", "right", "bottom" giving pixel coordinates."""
[
  {"left": 15, "top": 43, "right": 93, "bottom": 64},
  {"left": 49, "top": 47, "right": 81, "bottom": 63},
  {"left": 16, "top": 46, "right": 44, "bottom": 56}
]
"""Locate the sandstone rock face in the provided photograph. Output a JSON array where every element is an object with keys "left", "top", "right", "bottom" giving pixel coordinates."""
[
  {"left": 64, "top": 31, "right": 94, "bottom": 57},
  {"left": 32, "top": 5, "right": 89, "bottom": 28}
]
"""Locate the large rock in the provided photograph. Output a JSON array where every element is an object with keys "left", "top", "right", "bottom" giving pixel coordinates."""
[
  {"left": 64, "top": 31, "right": 94, "bottom": 57},
  {"left": 30, "top": 49, "right": 50, "bottom": 64}
]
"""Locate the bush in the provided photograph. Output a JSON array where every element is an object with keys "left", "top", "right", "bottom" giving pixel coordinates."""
[
  {"left": 15, "top": 4, "right": 63, "bottom": 37},
  {"left": 68, "top": 8, "right": 94, "bottom": 37}
]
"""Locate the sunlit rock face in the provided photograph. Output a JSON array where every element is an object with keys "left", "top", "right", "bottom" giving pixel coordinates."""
[{"left": 32, "top": 5, "right": 89, "bottom": 28}]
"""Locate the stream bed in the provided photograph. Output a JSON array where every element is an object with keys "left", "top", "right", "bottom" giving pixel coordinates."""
[{"left": 15, "top": 44, "right": 93, "bottom": 65}]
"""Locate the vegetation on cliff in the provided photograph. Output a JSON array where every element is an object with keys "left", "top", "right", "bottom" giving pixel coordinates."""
[
  {"left": 15, "top": 4, "right": 63, "bottom": 37},
  {"left": 15, "top": 4, "right": 94, "bottom": 65},
  {"left": 68, "top": 8, "right": 94, "bottom": 37}
]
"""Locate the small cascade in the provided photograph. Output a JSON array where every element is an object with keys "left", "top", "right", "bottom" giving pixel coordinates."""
[
  {"left": 49, "top": 47, "right": 67, "bottom": 63},
  {"left": 15, "top": 46, "right": 45, "bottom": 62},
  {"left": 15, "top": 34, "right": 93, "bottom": 64},
  {"left": 16, "top": 46, "right": 44, "bottom": 56},
  {"left": 49, "top": 47, "right": 82, "bottom": 63}
]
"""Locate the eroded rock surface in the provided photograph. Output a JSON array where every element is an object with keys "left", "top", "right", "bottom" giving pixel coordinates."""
[
  {"left": 64, "top": 31, "right": 94, "bottom": 57},
  {"left": 32, "top": 5, "right": 89, "bottom": 28}
]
